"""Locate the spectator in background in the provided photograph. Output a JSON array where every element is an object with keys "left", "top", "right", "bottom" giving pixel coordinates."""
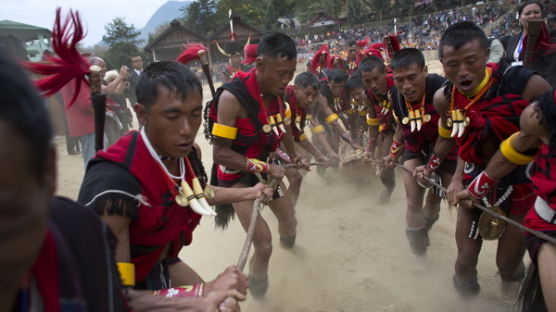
[
  {"left": 127, "top": 55, "right": 143, "bottom": 105},
  {"left": 500, "top": 1, "right": 544, "bottom": 65}
]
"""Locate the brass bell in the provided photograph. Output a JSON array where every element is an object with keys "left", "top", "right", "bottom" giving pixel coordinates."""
[{"left": 478, "top": 206, "right": 506, "bottom": 240}]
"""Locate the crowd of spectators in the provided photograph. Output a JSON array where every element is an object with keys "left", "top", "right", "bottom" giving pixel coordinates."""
[{"left": 294, "top": 0, "right": 520, "bottom": 61}]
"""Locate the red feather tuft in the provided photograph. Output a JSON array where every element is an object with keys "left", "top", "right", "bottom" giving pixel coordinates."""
[
  {"left": 369, "top": 43, "right": 385, "bottom": 51},
  {"left": 310, "top": 45, "right": 330, "bottom": 73},
  {"left": 24, "top": 8, "right": 90, "bottom": 107},
  {"left": 356, "top": 47, "right": 384, "bottom": 65},
  {"left": 176, "top": 43, "right": 208, "bottom": 65},
  {"left": 356, "top": 39, "right": 369, "bottom": 48},
  {"left": 383, "top": 35, "right": 401, "bottom": 58},
  {"left": 326, "top": 55, "right": 345, "bottom": 70},
  {"left": 242, "top": 44, "right": 258, "bottom": 65}
]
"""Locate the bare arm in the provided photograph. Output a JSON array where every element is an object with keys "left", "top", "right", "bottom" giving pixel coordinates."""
[
  {"left": 298, "top": 136, "right": 327, "bottom": 161},
  {"left": 366, "top": 98, "right": 379, "bottom": 155},
  {"left": 207, "top": 184, "right": 272, "bottom": 205},
  {"left": 99, "top": 207, "right": 131, "bottom": 263},
  {"left": 212, "top": 90, "right": 284, "bottom": 179},
  {"left": 102, "top": 66, "right": 129, "bottom": 94},
  {"left": 453, "top": 103, "right": 545, "bottom": 205},
  {"left": 484, "top": 103, "right": 545, "bottom": 180},
  {"left": 522, "top": 74, "right": 551, "bottom": 100},
  {"left": 212, "top": 91, "right": 252, "bottom": 170},
  {"left": 280, "top": 120, "right": 299, "bottom": 160},
  {"left": 317, "top": 95, "right": 348, "bottom": 135}
]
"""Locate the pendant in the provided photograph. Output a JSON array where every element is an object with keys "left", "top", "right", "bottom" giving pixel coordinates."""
[
  {"left": 446, "top": 117, "right": 453, "bottom": 127},
  {"left": 306, "top": 114, "right": 313, "bottom": 120},
  {"left": 175, "top": 194, "right": 189, "bottom": 207},
  {"left": 402, "top": 117, "right": 409, "bottom": 125},
  {"left": 262, "top": 124, "right": 272, "bottom": 133},
  {"left": 284, "top": 117, "right": 291, "bottom": 125},
  {"left": 204, "top": 187, "right": 215, "bottom": 200},
  {"left": 423, "top": 114, "right": 431, "bottom": 123}
]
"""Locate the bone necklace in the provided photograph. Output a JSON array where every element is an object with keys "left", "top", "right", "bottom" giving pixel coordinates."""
[
  {"left": 448, "top": 68, "right": 493, "bottom": 138},
  {"left": 140, "top": 129, "right": 216, "bottom": 216},
  {"left": 402, "top": 95, "right": 430, "bottom": 132},
  {"left": 370, "top": 90, "right": 391, "bottom": 115},
  {"left": 259, "top": 93, "right": 287, "bottom": 135}
]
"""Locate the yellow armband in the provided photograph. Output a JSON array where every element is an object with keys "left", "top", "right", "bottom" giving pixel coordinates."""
[
  {"left": 500, "top": 132, "right": 535, "bottom": 165},
  {"left": 367, "top": 116, "right": 379, "bottom": 126},
  {"left": 325, "top": 113, "right": 339, "bottom": 124},
  {"left": 117, "top": 262, "right": 135, "bottom": 287},
  {"left": 312, "top": 125, "right": 325, "bottom": 134},
  {"left": 211, "top": 123, "right": 238, "bottom": 140},
  {"left": 438, "top": 123, "right": 452, "bottom": 139}
]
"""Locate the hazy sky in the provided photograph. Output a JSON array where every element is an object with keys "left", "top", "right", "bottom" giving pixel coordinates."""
[{"left": 1, "top": 0, "right": 170, "bottom": 46}]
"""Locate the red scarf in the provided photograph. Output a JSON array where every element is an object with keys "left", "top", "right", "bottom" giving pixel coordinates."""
[
  {"left": 27, "top": 231, "right": 60, "bottom": 312},
  {"left": 452, "top": 64, "right": 528, "bottom": 165}
]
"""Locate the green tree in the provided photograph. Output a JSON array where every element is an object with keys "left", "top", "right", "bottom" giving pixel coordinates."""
[
  {"left": 102, "top": 18, "right": 143, "bottom": 69},
  {"left": 214, "top": 0, "right": 267, "bottom": 31},
  {"left": 346, "top": 0, "right": 365, "bottom": 24},
  {"left": 295, "top": 0, "right": 347, "bottom": 23},
  {"left": 181, "top": 0, "right": 218, "bottom": 35},
  {"left": 102, "top": 17, "right": 142, "bottom": 48},
  {"left": 262, "top": 0, "right": 296, "bottom": 31}
]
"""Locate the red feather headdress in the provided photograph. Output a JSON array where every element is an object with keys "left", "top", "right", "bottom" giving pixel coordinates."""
[
  {"left": 356, "top": 38, "right": 369, "bottom": 48},
  {"left": 24, "top": 8, "right": 90, "bottom": 107},
  {"left": 383, "top": 35, "right": 401, "bottom": 58},
  {"left": 242, "top": 44, "right": 258, "bottom": 65},
  {"left": 326, "top": 55, "right": 346, "bottom": 70},
  {"left": 310, "top": 44, "right": 330, "bottom": 73},
  {"left": 176, "top": 43, "right": 208, "bottom": 65}
]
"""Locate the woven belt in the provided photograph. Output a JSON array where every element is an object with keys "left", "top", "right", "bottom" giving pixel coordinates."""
[{"left": 534, "top": 196, "right": 556, "bottom": 224}]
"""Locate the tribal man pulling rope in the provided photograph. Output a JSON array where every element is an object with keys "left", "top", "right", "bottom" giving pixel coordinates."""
[
  {"left": 207, "top": 32, "right": 309, "bottom": 297},
  {"left": 415, "top": 21, "right": 551, "bottom": 298},
  {"left": 384, "top": 48, "right": 455, "bottom": 256}
]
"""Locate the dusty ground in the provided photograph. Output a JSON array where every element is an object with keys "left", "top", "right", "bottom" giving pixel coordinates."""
[{"left": 55, "top": 59, "right": 519, "bottom": 311}]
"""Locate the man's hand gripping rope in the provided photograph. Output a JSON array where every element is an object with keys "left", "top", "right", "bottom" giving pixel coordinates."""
[{"left": 368, "top": 158, "right": 556, "bottom": 246}]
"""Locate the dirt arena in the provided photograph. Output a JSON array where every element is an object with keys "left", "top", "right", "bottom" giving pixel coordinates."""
[{"left": 54, "top": 58, "right": 523, "bottom": 311}]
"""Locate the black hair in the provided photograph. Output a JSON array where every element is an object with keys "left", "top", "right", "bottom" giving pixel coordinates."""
[
  {"left": 438, "top": 21, "right": 489, "bottom": 59},
  {"left": 0, "top": 53, "right": 52, "bottom": 179},
  {"left": 518, "top": 1, "right": 544, "bottom": 17},
  {"left": 347, "top": 40, "right": 357, "bottom": 47},
  {"left": 327, "top": 69, "right": 348, "bottom": 83},
  {"left": 538, "top": 89, "right": 556, "bottom": 149},
  {"left": 391, "top": 48, "right": 426, "bottom": 71},
  {"left": 294, "top": 72, "right": 320, "bottom": 89},
  {"left": 358, "top": 55, "right": 386, "bottom": 73},
  {"left": 256, "top": 32, "right": 297, "bottom": 60},
  {"left": 136, "top": 61, "right": 202, "bottom": 109},
  {"left": 345, "top": 74, "right": 364, "bottom": 92}
]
